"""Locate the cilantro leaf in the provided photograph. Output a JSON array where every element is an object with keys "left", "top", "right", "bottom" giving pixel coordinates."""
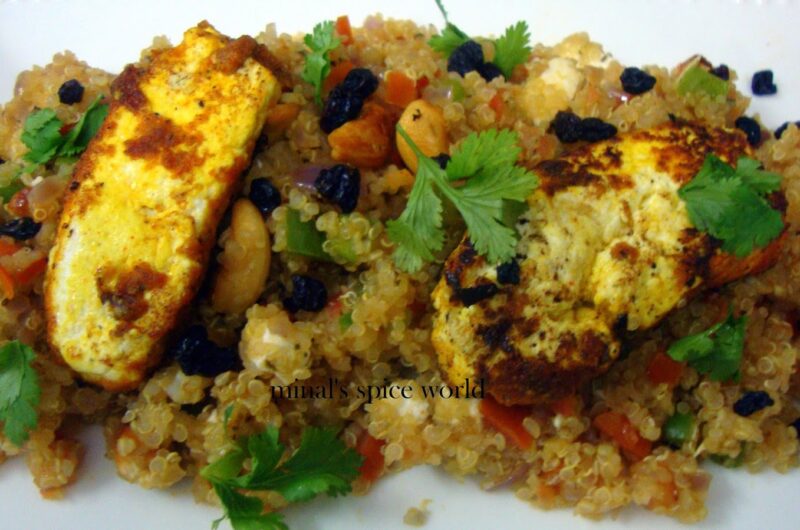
[
  {"left": 21, "top": 109, "right": 63, "bottom": 165},
  {"left": 428, "top": 0, "right": 469, "bottom": 56},
  {"left": 428, "top": 25, "right": 470, "bottom": 57},
  {"left": 678, "top": 155, "right": 784, "bottom": 257},
  {"left": 202, "top": 425, "right": 362, "bottom": 530},
  {"left": 493, "top": 21, "right": 531, "bottom": 78},
  {"left": 389, "top": 126, "right": 538, "bottom": 272},
  {"left": 20, "top": 95, "right": 108, "bottom": 170},
  {"left": 212, "top": 483, "right": 288, "bottom": 530},
  {"left": 0, "top": 341, "right": 40, "bottom": 446},
  {"left": 60, "top": 96, "right": 110, "bottom": 157},
  {"left": 667, "top": 309, "right": 746, "bottom": 382},
  {"left": 301, "top": 21, "right": 341, "bottom": 106}
]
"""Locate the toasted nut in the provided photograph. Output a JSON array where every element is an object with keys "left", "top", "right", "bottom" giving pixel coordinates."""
[
  {"left": 396, "top": 99, "right": 448, "bottom": 173},
  {"left": 211, "top": 199, "right": 271, "bottom": 314},
  {"left": 328, "top": 102, "right": 393, "bottom": 169}
]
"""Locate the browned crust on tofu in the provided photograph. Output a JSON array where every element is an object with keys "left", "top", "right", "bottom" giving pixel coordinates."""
[{"left": 433, "top": 121, "right": 787, "bottom": 406}]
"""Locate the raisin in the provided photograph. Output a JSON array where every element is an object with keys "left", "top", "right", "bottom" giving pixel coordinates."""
[
  {"left": 751, "top": 70, "right": 777, "bottom": 96},
  {"left": 733, "top": 391, "right": 774, "bottom": 417},
  {"left": 775, "top": 121, "right": 800, "bottom": 140},
  {"left": 734, "top": 116, "right": 762, "bottom": 146},
  {"left": 58, "top": 79, "right": 85, "bottom": 105},
  {"left": 315, "top": 164, "right": 361, "bottom": 213},
  {"left": 710, "top": 64, "right": 730, "bottom": 81},
  {"left": 551, "top": 111, "right": 583, "bottom": 143},
  {"left": 339, "top": 68, "right": 379, "bottom": 100},
  {"left": 431, "top": 153, "right": 451, "bottom": 170},
  {"left": 320, "top": 88, "right": 363, "bottom": 133},
  {"left": 248, "top": 178, "right": 282, "bottom": 217},
  {"left": 172, "top": 325, "right": 242, "bottom": 377},
  {"left": 0, "top": 217, "right": 41, "bottom": 241},
  {"left": 497, "top": 260, "right": 520, "bottom": 285},
  {"left": 283, "top": 275, "right": 328, "bottom": 313},
  {"left": 457, "top": 283, "right": 499, "bottom": 307},
  {"left": 477, "top": 62, "right": 503, "bottom": 82},
  {"left": 447, "top": 41, "right": 484, "bottom": 77},
  {"left": 619, "top": 67, "right": 656, "bottom": 95},
  {"left": 580, "top": 118, "right": 617, "bottom": 142}
]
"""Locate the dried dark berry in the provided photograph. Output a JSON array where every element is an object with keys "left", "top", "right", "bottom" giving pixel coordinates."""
[
  {"left": 734, "top": 116, "right": 762, "bottom": 146},
  {"left": 58, "top": 79, "right": 84, "bottom": 105},
  {"left": 775, "top": 121, "right": 800, "bottom": 140},
  {"left": 320, "top": 88, "right": 363, "bottom": 133},
  {"left": 0, "top": 217, "right": 41, "bottom": 241},
  {"left": 751, "top": 70, "right": 777, "bottom": 96},
  {"left": 315, "top": 164, "right": 361, "bottom": 213},
  {"left": 733, "top": 390, "right": 774, "bottom": 417},
  {"left": 477, "top": 62, "right": 503, "bottom": 82},
  {"left": 173, "top": 325, "right": 242, "bottom": 377},
  {"left": 619, "top": 67, "right": 656, "bottom": 95},
  {"left": 496, "top": 260, "right": 520, "bottom": 285},
  {"left": 791, "top": 418, "right": 800, "bottom": 438},
  {"left": 431, "top": 153, "right": 451, "bottom": 170},
  {"left": 457, "top": 283, "right": 499, "bottom": 307},
  {"left": 447, "top": 41, "right": 484, "bottom": 77},
  {"left": 283, "top": 275, "right": 328, "bottom": 312},
  {"left": 580, "top": 118, "right": 617, "bottom": 142},
  {"left": 551, "top": 111, "right": 583, "bottom": 143},
  {"left": 710, "top": 64, "right": 730, "bottom": 81},
  {"left": 339, "top": 68, "right": 379, "bottom": 100},
  {"left": 248, "top": 178, "right": 282, "bottom": 217}
]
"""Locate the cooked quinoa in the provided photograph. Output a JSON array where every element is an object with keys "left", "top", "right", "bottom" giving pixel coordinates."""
[{"left": 0, "top": 14, "right": 799, "bottom": 524}]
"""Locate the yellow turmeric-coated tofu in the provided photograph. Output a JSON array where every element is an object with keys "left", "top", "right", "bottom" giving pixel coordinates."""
[
  {"left": 44, "top": 22, "right": 280, "bottom": 390},
  {"left": 432, "top": 121, "right": 786, "bottom": 406}
]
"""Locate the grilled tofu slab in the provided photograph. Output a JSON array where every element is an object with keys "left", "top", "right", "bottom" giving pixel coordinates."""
[
  {"left": 45, "top": 22, "right": 280, "bottom": 390},
  {"left": 432, "top": 122, "right": 786, "bottom": 405}
]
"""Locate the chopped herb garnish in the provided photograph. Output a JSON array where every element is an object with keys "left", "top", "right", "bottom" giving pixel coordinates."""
[
  {"left": 428, "top": 0, "right": 470, "bottom": 56},
  {"left": 0, "top": 341, "right": 40, "bottom": 446},
  {"left": 428, "top": 0, "right": 530, "bottom": 76},
  {"left": 21, "top": 95, "right": 109, "bottom": 171},
  {"left": 662, "top": 412, "right": 694, "bottom": 448},
  {"left": 301, "top": 21, "right": 341, "bottom": 106},
  {"left": 666, "top": 308, "right": 746, "bottom": 382},
  {"left": 678, "top": 155, "right": 784, "bottom": 257},
  {"left": 202, "top": 425, "right": 363, "bottom": 530},
  {"left": 492, "top": 21, "right": 532, "bottom": 78},
  {"left": 388, "top": 126, "right": 538, "bottom": 272},
  {"left": 339, "top": 312, "right": 354, "bottom": 332}
]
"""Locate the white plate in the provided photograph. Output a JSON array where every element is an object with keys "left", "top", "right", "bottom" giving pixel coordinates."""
[{"left": 1, "top": 1, "right": 798, "bottom": 529}]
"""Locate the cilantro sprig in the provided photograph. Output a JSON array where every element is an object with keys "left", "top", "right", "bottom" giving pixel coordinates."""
[
  {"left": 666, "top": 308, "right": 746, "bottom": 382},
  {"left": 388, "top": 127, "right": 538, "bottom": 273},
  {"left": 0, "top": 341, "right": 40, "bottom": 446},
  {"left": 678, "top": 155, "right": 784, "bottom": 257},
  {"left": 202, "top": 426, "right": 363, "bottom": 530},
  {"left": 428, "top": 1, "right": 531, "bottom": 78},
  {"left": 300, "top": 21, "right": 341, "bottom": 106},
  {"left": 21, "top": 95, "right": 109, "bottom": 171}
]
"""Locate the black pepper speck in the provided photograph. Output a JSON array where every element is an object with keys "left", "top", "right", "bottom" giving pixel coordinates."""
[{"left": 733, "top": 390, "right": 774, "bottom": 417}]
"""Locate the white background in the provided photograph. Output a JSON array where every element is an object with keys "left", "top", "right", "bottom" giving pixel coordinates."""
[{"left": 1, "top": 1, "right": 799, "bottom": 529}]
